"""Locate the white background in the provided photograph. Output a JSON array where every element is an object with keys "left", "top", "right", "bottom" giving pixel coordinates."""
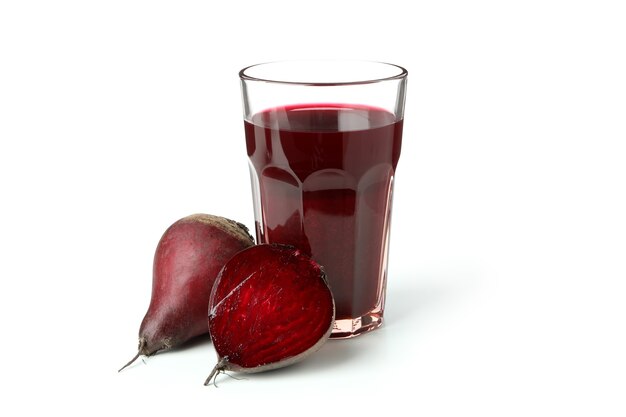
[{"left": 1, "top": 0, "right": 625, "bottom": 415}]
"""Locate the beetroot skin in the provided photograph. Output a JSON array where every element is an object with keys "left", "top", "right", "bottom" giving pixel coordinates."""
[
  {"left": 120, "top": 214, "right": 254, "bottom": 372},
  {"left": 205, "top": 244, "right": 335, "bottom": 385}
]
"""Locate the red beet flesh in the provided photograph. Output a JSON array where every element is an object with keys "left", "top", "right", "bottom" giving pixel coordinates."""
[
  {"left": 119, "top": 214, "right": 254, "bottom": 372},
  {"left": 205, "top": 244, "right": 335, "bottom": 384}
]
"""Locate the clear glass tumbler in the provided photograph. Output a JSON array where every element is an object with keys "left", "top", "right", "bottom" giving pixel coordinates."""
[{"left": 240, "top": 60, "right": 407, "bottom": 338}]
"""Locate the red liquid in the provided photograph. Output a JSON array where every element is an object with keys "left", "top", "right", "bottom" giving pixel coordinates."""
[{"left": 245, "top": 104, "right": 403, "bottom": 321}]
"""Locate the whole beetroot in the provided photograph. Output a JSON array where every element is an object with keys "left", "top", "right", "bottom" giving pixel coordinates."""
[{"left": 119, "top": 214, "right": 254, "bottom": 372}]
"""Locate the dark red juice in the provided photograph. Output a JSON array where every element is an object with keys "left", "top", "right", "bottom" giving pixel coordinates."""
[{"left": 245, "top": 104, "right": 402, "bottom": 321}]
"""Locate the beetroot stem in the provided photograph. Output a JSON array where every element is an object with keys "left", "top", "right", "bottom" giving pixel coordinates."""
[
  {"left": 204, "top": 356, "right": 229, "bottom": 386},
  {"left": 118, "top": 338, "right": 147, "bottom": 372}
]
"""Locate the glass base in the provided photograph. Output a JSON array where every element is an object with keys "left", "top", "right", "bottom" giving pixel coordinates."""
[{"left": 330, "top": 312, "right": 384, "bottom": 339}]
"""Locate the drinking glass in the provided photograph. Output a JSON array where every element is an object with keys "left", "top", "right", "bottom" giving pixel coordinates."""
[{"left": 240, "top": 60, "right": 407, "bottom": 338}]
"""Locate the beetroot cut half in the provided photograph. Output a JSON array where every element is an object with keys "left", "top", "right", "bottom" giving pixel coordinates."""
[{"left": 205, "top": 244, "right": 335, "bottom": 385}]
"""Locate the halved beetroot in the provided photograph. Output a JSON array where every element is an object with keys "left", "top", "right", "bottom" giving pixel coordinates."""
[{"left": 205, "top": 244, "right": 335, "bottom": 385}]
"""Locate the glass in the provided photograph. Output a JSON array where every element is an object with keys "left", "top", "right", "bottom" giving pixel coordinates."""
[{"left": 240, "top": 60, "right": 407, "bottom": 338}]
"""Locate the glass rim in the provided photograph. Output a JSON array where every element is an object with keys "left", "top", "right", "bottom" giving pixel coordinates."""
[{"left": 239, "top": 60, "right": 408, "bottom": 86}]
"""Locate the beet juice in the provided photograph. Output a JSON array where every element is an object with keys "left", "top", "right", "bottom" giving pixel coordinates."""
[{"left": 245, "top": 104, "right": 403, "bottom": 335}]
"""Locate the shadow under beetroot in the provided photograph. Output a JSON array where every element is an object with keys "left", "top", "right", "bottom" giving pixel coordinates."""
[
  {"left": 248, "top": 335, "right": 370, "bottom": 382},
  {"left": 118, "top": 333, "right": 212, "bottom": 372},
  {"left": 172, "top": 333, "right": 212, "bottom": 352}
]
